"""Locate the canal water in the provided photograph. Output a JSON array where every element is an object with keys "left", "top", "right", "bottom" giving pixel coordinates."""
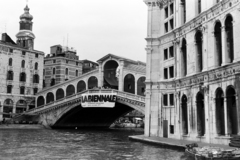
[{"left": 0, "top": 129, "right": 191, "bottom": 160}]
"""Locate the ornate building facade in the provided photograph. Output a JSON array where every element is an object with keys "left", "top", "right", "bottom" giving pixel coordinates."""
[
  {"left": 0, "top": 5, "right": 44, "bottom": 120},
  {"left": 144, "top": 0, "right": 240, "bottom": 145}
]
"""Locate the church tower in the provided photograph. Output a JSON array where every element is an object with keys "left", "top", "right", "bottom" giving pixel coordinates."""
[{"left": 16, "top": 5, "right": 35, "bottom": 50}]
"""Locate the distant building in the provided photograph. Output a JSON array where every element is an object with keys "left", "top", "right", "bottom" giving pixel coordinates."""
[
  {"left": 82, "top": 59, "right": 98, "bottom": 74},
  {"left": 144, "top": 0, "right": 240, "bottom": 145},
  {"left": 43, "top": 45, "right": 98, "bottom": 88},
  {"left": 0, "top": 5, "right": 44, "bottom": 120}
]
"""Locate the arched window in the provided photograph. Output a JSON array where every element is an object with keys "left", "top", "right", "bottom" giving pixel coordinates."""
[
  {"left": 19, "top": 72, "right": 26, "bottom": 82},
  {"left": 21, "top": 60, "right": 25, "bottom": 68},
  {"left": 214, "top": 22, "right": 222, "bottom": 67},
  {"left": 225, "top": 15, "right": 234, "bottom": 63},
  {"left": 35, "top": 62, "right": 38, "bottom": 70},
  {"left": 88, "top": 76, "right": 98, "bottom": 89},
  {"left": 77, "top": 80, "right": 86, "bottom": 93},
  {"left": 46, "top": 92, "right": 54, "bottom": 104},
  {"left": 181, "top": 38, "right": 187, "bottom": 76},
  {"left": 195, "top": 31, "right": 203, "bottom": 72},
  {"left": 37, "top": 96, "right": 45, "bottom": 107},
  {"left": 137, "top": 77, "right": 145, "bottom": 96},
  {"left": 8, "top": 58, "right": 12, "bottom": 66},
  {"left": 7, "top": 71, "right": 14, "bottom": 80}
]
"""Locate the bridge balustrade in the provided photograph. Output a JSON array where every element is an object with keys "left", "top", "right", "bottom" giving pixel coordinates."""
[{"left": 27, "top": 89, "right": 145, "bottom": 114}]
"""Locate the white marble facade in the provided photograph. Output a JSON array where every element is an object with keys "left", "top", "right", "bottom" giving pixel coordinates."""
[{"left": 144, "top": 0, "right": 240, "bottom": 145}]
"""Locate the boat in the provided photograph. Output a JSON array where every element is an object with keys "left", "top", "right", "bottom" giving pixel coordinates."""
[{"left": 185, "top": 143, "right": 240, "bottom": 160}]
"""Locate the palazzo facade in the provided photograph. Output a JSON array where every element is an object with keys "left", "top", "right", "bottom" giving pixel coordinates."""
[
  {"left": 0, "top": 5, "right": 44, "bottom": 120},
  {"left": 144, "top": 0, "right": 240, "bottom": 145}
]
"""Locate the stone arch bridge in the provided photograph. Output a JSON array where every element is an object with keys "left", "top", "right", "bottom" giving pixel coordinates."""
[{"left": 24, "top": 54, "right": 146, "bottom": 128}]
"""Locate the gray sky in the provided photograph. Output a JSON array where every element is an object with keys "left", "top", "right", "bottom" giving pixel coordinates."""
[{"left": 0, "top": 0, "right": 147, "bottom": 62}]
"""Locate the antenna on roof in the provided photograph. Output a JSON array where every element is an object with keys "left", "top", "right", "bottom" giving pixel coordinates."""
[{"left": 67, "top": 34, "right": 69, "bottom": 47}]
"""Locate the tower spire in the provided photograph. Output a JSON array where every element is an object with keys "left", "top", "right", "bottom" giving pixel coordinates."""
[{"left": 16, "top": 4, "right": 35, "bottom": 50}]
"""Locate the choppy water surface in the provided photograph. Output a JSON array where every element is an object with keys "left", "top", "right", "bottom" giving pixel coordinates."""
[{"left": 0, "top": 129, "right": 190, "bottom": 160}]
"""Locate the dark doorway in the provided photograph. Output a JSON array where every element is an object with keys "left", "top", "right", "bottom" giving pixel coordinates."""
[
  {"left": 215, "top": 88, "right": 225, "bottom": 135},
  {"left": 182, "top": 95, "right": 188, "bottom": 135},
  {"left": 163, "top": 120, "right": 168, "bottom": 138},
  {"left": 196, "top": 92, "right": 205, "bottom": 136},
  {"left": 226, "top": 87, "right": 238, "bottom": 135}
]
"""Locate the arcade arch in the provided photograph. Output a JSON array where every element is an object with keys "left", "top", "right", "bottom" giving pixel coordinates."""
[
  {"left": 103, "top": 60, "right": 119, "bottom": 89},
  {"left": 196, "top": 92, "right": 205, "bottom": 136},
  {"left": 88, "top": 76, "right": 98, "bottom": 89},
  {"left": 66, "top": 85, "right": 75, "bottom": 96},
  {"left": 56, "top": 88, "right": 65, "bottom": 100},
  {"left": 195, "top": 31, "right": 203, "bottom": 72},
  {"left": 137, "top": 76, "right": 145, "bottom": 96},
  {"left": 46, "top": 92, "right": 54, "bottom": 104},
  {"left": 215, "top": 88, "right": 225, "bottom": 135},
  {"left": 181, "top": 94, "right": 188, "bottom": 135},
  {"left": 225, "top": 15, "right": 234, "bottom": 63},
  {"left": 37, "top": 96, "right": 45, "bottom": 107},
  {"left": 77, "top": 80, "right": 86, "bottom": 93},
  {"left": 124, "top": 74, "right": 135, "bottom": 94}
]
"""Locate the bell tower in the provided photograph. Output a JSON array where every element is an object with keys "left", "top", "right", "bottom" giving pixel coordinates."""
[{"left": 16, "top": 5, "right": 35, "bottom": 50}]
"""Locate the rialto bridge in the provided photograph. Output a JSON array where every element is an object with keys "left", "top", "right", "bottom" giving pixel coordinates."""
[{"left": 23, "top": 54, "right": 146, "bottom": 128}]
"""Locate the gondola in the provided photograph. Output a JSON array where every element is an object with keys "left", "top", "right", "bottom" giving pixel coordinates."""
[{"left": 185, "top": 143, "right": 240, "bottom": 160}]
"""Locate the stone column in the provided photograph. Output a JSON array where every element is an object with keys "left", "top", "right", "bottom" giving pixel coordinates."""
[
  {"left": 12, "top": 103, "right": 16, "bottom": 115},
  {"left": 235, "top": 95, "right": 240, "bottom": 135},
  {"left": 232, "top": 21, "right": 239, "bottom": 62},
  {"left": 144, "top": 47, "right": 152, "bottom": 137},
  {"left": 202, "top": 26, "right": 208, "bottom": 72},
  {"left": 212, "top": 98, "right": 218, "bottom": 137},
  {"left": 223, "top": 97, "right": 228, "bottom": 135},
  {"left": 98, "top": 61, "right": 104, "bottom": 88},
  {"left": 221, "top": 26, "right": 228, "bottom": 66},
  {"left": 135, "top": 78, "right": 137, "bottom": 95},
  {"left": 204, "top": 85, "right": 210, "bottom": 142},
  {"left": 118, "top": 60, "right": 124, "bottom": 92},
  {"left": 179, "top": 1, "right": 185, "bottom": 26}
]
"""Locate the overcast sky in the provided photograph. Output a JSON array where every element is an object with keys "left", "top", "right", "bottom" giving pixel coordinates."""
[{"left": 0, "top": 0, "right": 147, "bottom": 62}]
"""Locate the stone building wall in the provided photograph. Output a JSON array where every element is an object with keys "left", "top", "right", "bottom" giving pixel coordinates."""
[{"left": 144, "top": 0, "right": 240, "bottom": 145}]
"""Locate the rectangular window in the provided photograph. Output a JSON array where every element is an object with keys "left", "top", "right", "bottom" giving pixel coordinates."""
[
  {"left": 170, "top": 3, "right": 174, "bottom": 15},
  {"left": 164, "top": 22, "right": 168, "bottom": 33},
  {"left": 33, "top": 88, "right": 38, "bottom": 95},
  {"left": 53, "top": 60, "right": 56, "bottom": 63},
  {"left": 22, "top": 51, "right": 26, "bottom": 55},
  {"left": 7, "top": 85, "right": 12, "bottom": 93},
  {"left": 20, "top": 87, "right": 25, "bottom": 95},
  {"left": 163, "top": 94, "right": 168, "bottom": 106},
  {"left": 76, "top": 62, "right": 78, "bottom": 66},
  {"left": 164, "top": 7, "right": 168, "bottom": 18},
  {"left": 170, "top": 125, "right": 174, "bottom": 134},
  {"left": 66, "top": 60, "right": 68, "bottom": 64},
  {"left": 170, "top": 93, "right": 174, "bottom": 105},
  {"left": 9, "top": 48, "right": 13, "bottom": 53},
  {"left": 198, "top": 0, "right": 201, "bottom": 14},
  {"left": 164, "top": 49, "right": 168, "bottom": 60},
  {"left": 169, "top": 66, "right": 174, "bottom": 78},
  {"left": 169, "top": 46, "right": 174, "bottom": 58},
  {"left": 169, "top": 18, "right": 174, "bottom": 30},
  {"left": 35, "top": 53, "right": 38, "bottom": 58},
  {"left": 164, "top": 68, "right": 168, "bottom": 79}
]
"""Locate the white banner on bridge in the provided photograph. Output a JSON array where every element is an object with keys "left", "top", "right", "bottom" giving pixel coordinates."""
[{"left": 80, "top": 93, "right": 117, "bottom": 108}]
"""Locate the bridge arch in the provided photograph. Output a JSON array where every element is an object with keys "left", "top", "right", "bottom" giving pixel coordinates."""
[
  {"left": 28, "top": 100, "right": 35, "bottom": 110},
  {"left": 37, "top": 96, "right": 45, "bottom": 107},
  {"left": 88, "top": 76, "right": 98, "bottom": 89},
  {"left": 137, "top": 76, "right": 145, "bottom": 96},
  {"left": 46, "top": 92, "right": 55, "bottom": 104},
  {"left": 124, "top": 73, "right": 135, "bottom": 94},
  {"left": 56, "top": 88, "right": 65, "bottom": 100},
  {"left": 103, "top": 60, "right": 119, "bottom": 89},
  {"left": 77, "top": 80, "right": 86, "bottom": 93},
  {"left": 66, "top": 84, "right": 75, "bottom": 97}
]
